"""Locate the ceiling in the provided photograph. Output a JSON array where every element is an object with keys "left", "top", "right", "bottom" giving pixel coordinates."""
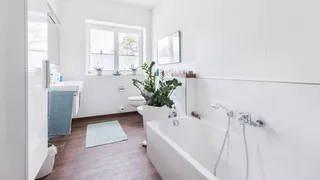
[
  {"left": 57, "top": 0, "right": 161, "bottom": 9},
  {"left": 109, "top": 0, "right": 161, "bottom": 9}
]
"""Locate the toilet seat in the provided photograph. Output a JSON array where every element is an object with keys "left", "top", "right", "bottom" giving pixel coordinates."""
[{"left": 128, "top": 96, "right": 146, "bottom": 108}]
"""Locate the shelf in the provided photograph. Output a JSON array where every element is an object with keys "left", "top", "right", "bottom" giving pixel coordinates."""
[{"left": 173, "top": 74, "right": 197, "bottom": 78}]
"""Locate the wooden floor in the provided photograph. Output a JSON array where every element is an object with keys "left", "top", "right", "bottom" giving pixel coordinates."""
[{"left": 41, "top": 112, "right": 162, "bottom": 180}]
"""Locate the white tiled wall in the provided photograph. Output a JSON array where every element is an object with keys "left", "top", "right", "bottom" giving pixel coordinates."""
[{"left": 189, "top": 78, "right": 320, "bottom": 180}]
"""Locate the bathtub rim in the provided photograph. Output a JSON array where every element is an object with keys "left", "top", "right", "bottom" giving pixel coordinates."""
[{"left": 147, "top": 118, "right": 219, "bottom": 180}]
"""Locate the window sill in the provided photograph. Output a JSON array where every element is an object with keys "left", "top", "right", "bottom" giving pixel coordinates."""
[{"left": 85, "top": 71, "right": 144, "bottom": 77}]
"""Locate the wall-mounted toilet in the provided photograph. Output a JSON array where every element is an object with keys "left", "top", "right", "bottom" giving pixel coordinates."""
[{"left": 128, "top": 96, "right": 145, "bottom": 115}]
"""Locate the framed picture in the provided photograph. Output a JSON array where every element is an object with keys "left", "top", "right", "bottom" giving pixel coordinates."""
[{"left": 157, "top": 31, "right": 181, "bottom": 65}]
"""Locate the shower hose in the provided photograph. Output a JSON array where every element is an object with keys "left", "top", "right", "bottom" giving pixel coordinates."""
[{"left": 213, "top": 114, "right": 249, "bottom": 180}]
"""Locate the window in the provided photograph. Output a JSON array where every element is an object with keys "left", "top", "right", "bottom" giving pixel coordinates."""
[{"left": 86, "top": 21, "right": 144, "bottom": 75}]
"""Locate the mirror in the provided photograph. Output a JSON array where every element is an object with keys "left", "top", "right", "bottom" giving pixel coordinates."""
[
  {"left": 157, "top": 31, "right": 181, "bottom": 65},
  {"left": 48, "top": 10, "right": 60, "bottom": 65}
]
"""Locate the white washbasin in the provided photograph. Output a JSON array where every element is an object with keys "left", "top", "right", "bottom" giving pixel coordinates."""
[{"left": 50, "top": 81, "right": 83, "bottom": 92}]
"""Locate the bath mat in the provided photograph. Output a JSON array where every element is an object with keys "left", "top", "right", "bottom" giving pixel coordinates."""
[{"left": 86, "top": 121, "right": 128, "bottom": 148}]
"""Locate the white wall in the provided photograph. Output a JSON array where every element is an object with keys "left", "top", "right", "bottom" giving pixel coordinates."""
[
  {"left": 0, "top": 0, "right": 8, "bottom": 178},
  {"left": 153, "top": 0, "right": 320, "bottom": 83},
  {"left": 0, "top": 0, "right": 27, "bottom": 179},
  {"left": 48, "top": 0, "right": 60, "bottom": 15},
  {"left": 58, "top": 0, "right": 152, "bottom": 117},
  {"left": 153, "top": 0, "right": 320, "bottom": 179},
  {"left": 193, "top": 79, "right": 320, "bottom": 180},
  {"left": 28, "top": 0, "right": 47, "bottom": 13}
]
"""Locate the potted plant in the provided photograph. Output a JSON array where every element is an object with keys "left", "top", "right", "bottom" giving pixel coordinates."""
[
  {"left": 93, "top": 63, "right": 104, "bottom": 76},
  {"left": 129, "top": 64, "right": 140, "bottom": 76},
  {"left": 132, "top": 61, "right": 182, "bottom": 146}
]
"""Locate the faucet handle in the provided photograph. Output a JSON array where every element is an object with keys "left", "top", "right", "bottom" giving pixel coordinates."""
[
  {"left": 238, "top": 113, "right": 266, "bottom": 127},
  {"left": 238, "top": 112, "right": 251, "bottom": 123}
]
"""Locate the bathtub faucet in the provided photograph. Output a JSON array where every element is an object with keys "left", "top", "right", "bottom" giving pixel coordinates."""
[{"left": 238, "top": 112, "right": 266, "bottom": 127}]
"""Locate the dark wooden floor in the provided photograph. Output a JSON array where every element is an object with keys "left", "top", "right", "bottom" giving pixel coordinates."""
[{"left": 41, "top": 112, "right": 162, "bottom": 180}]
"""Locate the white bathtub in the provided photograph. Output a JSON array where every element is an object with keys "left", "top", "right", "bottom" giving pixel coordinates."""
[{"left": 147, "top": 117, "right": 222, "bottom": 180}]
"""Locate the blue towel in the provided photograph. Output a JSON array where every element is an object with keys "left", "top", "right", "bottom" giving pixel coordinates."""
[{"left": 48, "top": 91, "right": 74, "bottom": 138}]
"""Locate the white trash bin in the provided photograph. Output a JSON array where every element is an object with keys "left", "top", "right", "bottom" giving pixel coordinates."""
[{"left": 36, "top": 143, "right": 57, "bottom": 179}]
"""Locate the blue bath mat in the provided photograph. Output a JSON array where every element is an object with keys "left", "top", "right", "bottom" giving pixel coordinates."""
[{"left": 86, "top": 121, "right": 128, "bottom": 148}]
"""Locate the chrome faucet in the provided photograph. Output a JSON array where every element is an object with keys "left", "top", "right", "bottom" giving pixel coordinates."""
[
  {"left": 239, "top": 112, "right": 251, "bottom": 123},
  {"left": 238, "top": 112, "right": 266, "bottom": 127}
]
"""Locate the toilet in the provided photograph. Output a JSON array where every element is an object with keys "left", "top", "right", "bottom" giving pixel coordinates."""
[{"left": 128, "top": 96, "right": 145, "bottom": 115}]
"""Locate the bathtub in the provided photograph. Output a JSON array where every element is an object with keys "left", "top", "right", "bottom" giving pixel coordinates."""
[{"left": 146, "top": 117, "right": 221, "bottom": 180}]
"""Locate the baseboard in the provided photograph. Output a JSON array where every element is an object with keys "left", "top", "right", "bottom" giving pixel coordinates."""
[{"left": 73, "top": 111, "right": 140, "bottom": 121}]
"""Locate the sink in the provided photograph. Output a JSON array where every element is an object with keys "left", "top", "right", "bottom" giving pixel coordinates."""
[{"left": 50, "top": 81, "right": 83, "bottom": 92}]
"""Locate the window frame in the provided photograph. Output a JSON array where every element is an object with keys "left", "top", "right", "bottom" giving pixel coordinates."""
[{"left": 85, "top": 22, "right": 144, "bottom": 75}]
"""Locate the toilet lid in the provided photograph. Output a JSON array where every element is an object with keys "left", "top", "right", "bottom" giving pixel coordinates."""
[{"left": 128, "top": 96, "right": 145, "bottom": 101}]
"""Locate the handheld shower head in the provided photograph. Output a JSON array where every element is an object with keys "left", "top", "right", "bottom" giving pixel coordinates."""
[
  {"left": 210, "top": 103, "right": 233, "bottom": 117},
  {"left": 210, "top": 103, "right": 228, "bottom": 111}
]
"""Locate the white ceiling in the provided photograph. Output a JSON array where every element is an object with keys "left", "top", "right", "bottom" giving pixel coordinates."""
[
  {"left": 109, "top": 0, "right": 161, "bottom": 9},
  {"left": 57, "top": 0, "right": 161, "bottom": 9}
]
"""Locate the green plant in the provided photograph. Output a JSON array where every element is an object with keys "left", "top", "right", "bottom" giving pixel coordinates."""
[
  {"left": 132, "top": 61, "right": 182, "bottom": 108},
  {"left": 129, "top": 64, "right": 140, "bottom": 71},
  {"left": 93, "top": 62, "right": 104, "bottom": 71}
]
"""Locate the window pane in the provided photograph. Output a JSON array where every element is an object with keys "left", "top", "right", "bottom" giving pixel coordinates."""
[
  {"left": 119, "top": 33, "right": 139, "bottom": 56},
  {"left": 90, "top": 54, "right": 114, "bottom": 71},
  {"left": 90, "top": 29, "right": 114, "bottom": 54},
  {"left": 119, "top": 32, "right": 140, "bottom": 70},
  {"left": 28, "top": 22, "right": 47, "bottom": 51},
  {"left": 119, "top": 56, "right": 139, "bottom": 70}
]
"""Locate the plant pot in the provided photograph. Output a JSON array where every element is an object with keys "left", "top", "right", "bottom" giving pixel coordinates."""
[
  {"left": 96, "top": 70, "right": 103, "bottom": 76},
  {"left": 132, "top": 70, "right": 137, "bottom": 76},
  {"left": 143, "top": 105, "right": 170, "bottom": 146}
]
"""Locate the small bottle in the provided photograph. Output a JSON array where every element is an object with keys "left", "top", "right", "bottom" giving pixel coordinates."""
[{"left": 161, "top": 70, "right": 165, "bottom": 77}]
